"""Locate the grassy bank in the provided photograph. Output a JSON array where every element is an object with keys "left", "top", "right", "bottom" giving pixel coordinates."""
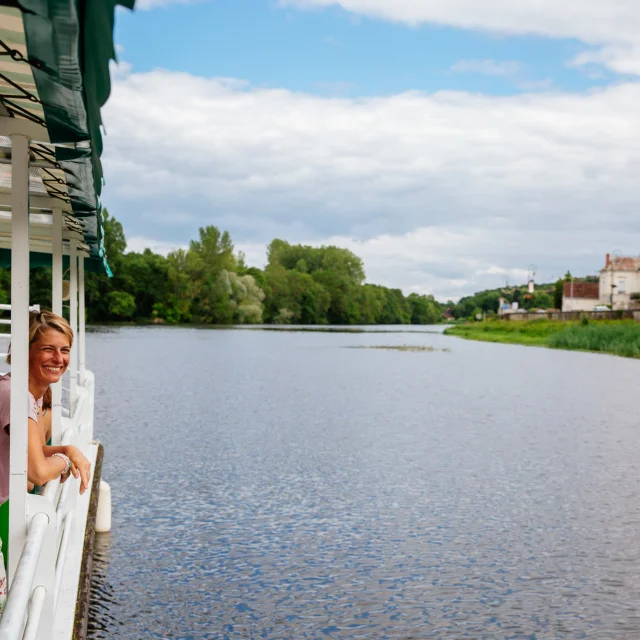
[{"left": 444, "top": 319, "right": 640, "bottom": 358}]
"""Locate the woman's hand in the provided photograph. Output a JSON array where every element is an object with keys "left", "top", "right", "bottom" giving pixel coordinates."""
[{"left": 64, "top": 446, "right": 91, "bottom": 494}]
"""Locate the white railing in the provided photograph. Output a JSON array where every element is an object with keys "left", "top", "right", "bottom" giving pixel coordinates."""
[
  {"left": 0, "top": 305, "right": 40, "bottom": 312},
  {"left": 0, "top": 513, "right": 49, "bottom": 640},
  {"left": 22, "top": 585, "right": 46, "bottom": 640},
  {"left": 0, "top": 304, "right": 40, "bottom": 367},
  {"left": 53, "top": 513, "right": 73, "bottom": 612},
  {"left": 0, "top": 369, "right": 96, "bottom": 640}
]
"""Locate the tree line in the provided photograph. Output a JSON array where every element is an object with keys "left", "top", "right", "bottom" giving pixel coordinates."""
[{"left": 0, "top": 211, "right": 443, "bottom": 326}]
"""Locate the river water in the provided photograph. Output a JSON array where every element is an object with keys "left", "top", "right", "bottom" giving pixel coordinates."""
[{"left": 87, "top": 326, "right": 640, "bottom": 639}]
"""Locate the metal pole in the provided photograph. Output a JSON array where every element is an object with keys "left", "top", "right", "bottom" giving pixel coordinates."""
[
  {"left": 8, "top": 133, "right": 30, "bottom": 584},
  {"left": 51, "top": 209, "right": 63, "bottom": 445},
  {"left": 69, "top": 241, "right": 78, "bottom": 407},
  {"left": 78, "top": 256, "right": 86, "bottom": 384}
]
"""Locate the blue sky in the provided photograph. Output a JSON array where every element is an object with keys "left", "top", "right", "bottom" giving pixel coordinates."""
[
  {"left": 115, "top": 2, "right": 615, "bottom": 97},
  {"left": 101, "top": 0, "right": 640, "bottom": 300}
]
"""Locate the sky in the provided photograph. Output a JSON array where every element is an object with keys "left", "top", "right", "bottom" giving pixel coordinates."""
[{"left": 102, "top": 0, "right": 640, "bottom": 301}]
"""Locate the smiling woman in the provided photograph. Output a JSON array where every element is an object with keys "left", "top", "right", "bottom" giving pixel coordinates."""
[{"left": 0, "top": 312, "right": 91, "bottom": 505}]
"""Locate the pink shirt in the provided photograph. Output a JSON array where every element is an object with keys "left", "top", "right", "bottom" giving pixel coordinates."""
[{"left": 0, "top": 374, "right": 42, "bottom": 503}]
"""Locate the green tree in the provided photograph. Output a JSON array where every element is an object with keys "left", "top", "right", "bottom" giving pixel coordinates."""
[
  {"left": 118, "top": 250, "right": 170, "bottom": 319},
  {"left": 267, "top": 240, "right": 365, "bottom": 285},
  {"left": 532, "top": 292, "right": 553, "bottom": 309},
  {"left": 352, "top": 285, "right": 384, "bottom": 324},
  {"left": 376, "top": 286, "right": 411, "bottom": 324},
  {"left": 263, "top": 264, "right": 330, "bottom": 324},
  {"left": 85, "top": 209, "right": 126, "bottom": 321},
  {"left": 105, "top": 291, "right": 136, "bottom": 319},
  {"left": 215, "top": 270, "right": 265, "bottom": 324},
  {"left": 311, "top": 269, "right": 359, "bottom": 324},
  {"left": 408, "top": 293, "right": 441, "bottom": 324},
  {"left": 554, "top": 279, "right": 564, "bottom": 309},
  {"left": 183, "top": 226, "right": 237, "bottom": 322}
]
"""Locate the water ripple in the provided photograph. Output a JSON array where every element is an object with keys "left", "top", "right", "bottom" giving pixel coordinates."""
[{"left": 87, "top": 327, "right": 640, "bottom": 639}]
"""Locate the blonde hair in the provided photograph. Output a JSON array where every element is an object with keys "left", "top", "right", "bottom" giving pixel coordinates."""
[{"left": 6, "top": 310, "right": 74, "bottom": 364}]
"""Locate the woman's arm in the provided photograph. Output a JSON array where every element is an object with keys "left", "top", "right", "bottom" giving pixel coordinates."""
[
  {"left": 42, "top": 444, "right": 90, "bottom": 494},
  {"left": 27, "top": 418, "right": 67, "bottom": 486}
]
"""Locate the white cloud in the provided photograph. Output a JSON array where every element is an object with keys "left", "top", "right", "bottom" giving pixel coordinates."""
[
  {"left": 279, "top": 0, "right": 640, "bottom": 48},
  {"left": 450, "top": 60, "right": 520, "bottom": 77},
  {"left": 102, "top": 69, "right": 640, "bottom": 299},
  {"left": 570, "top": 45, "right": 640, "bottom": 76},
  {"left": 109, "top": 59, "right": 133, "bottom": 79},
  {"left": 283, "top": 1, "right": 640, "bottom": 78},
  {"left": 135, "top": 0, "right": 202, "bottom": 9},
  {"left": 126, "top": 236, "right": 187, "bottom": 255}
]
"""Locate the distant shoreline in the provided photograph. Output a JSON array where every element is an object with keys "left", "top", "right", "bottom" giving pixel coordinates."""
[
  {"left": 86, "top": 322, "right": 449, "bottom": 334},
  {"left": 444, "top": 319, "right": 640, "bottom": 359}
]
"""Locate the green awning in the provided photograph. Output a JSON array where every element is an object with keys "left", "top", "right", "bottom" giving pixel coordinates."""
[
  {"left": 0, "top": 248, "right": 109, "bottom": 274},
  {"left": 0, "top": 0, "right": 135, "bottom": 274}
]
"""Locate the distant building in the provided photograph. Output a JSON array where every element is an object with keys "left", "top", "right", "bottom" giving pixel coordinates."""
[
  {"left": 600, "top": 254, "right": 640, "bottom": 310},
  {"left": 562, "top": 281, "right": 599, "bottom": 312},
  {"left": 497, "top": 298, "right": 525, "bottom": 316}
]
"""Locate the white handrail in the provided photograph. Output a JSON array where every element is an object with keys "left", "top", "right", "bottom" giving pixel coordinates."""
[
  {"left": 42, "top": 428, "right": 75, "bottom": 510},
  {"left": 42, "top": 476, "right": 61, "bottom": 508},
  {"left": 53, "top": 513, "right": 73, "bottom": 613},
  {"left": 0, "top": 512, "right": 49, "bottom": 640},
  {"left": 0, "top": 364, "right": 95, "bottom": 637},
  {"left": 0, "top": 305, "right": 39, "bottom": 313},
  {"left": 22, "top": 585, "right": 46, "bottom": 640},
  {"left": 55, "top": 482, "right": 72, "bottom": 533}
]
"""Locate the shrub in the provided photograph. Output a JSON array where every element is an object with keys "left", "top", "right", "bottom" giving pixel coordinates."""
[
  {"left": 549, "top": 322, "right": 640, "bottom": 358},
  {"left": 105, "top": 291, "right": 136, "bottom": 319}
]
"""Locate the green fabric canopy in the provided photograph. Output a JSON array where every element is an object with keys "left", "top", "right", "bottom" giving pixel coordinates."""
[
  {"left": 0, "top": 0, "right": 135, "bottom": 275},
  {"left": 0, "top": 248, "right": 106, "bottom": 273}
]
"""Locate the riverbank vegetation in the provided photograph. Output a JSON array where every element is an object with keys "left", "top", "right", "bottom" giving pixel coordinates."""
[
  {"left": 445, "top": 319, "right": 640, "bottom": 358},
  {"left": 0, "top": 212, "right": 442, "bottom": 326}
]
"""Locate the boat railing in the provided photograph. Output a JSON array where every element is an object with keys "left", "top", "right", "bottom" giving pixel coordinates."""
[
  {"left": 0, "top": 304, "right": 41, "bottom": 369},
  {"left": 0, "top": 368, "right": 96, "bottom": 640},
  {"left": 0, "top": 45, "right": 117, "bottom": 632},
  {"left": 0, "top": 506, "right": 54, "bottom": 640}
]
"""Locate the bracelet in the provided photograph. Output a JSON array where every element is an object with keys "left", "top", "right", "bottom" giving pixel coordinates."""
[{"left": 52, "top": 453, "right": 71, "bottom": 475}]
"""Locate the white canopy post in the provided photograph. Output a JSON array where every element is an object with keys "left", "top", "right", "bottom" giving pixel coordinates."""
[
  {"left": 69, "top": 240, "right": 78, "bottom": 407},
  {"left": 51, "top": 208, "right": 63, "bottom": 445},
  {"left": 8, "top": 133, "right": 30, "bottom": 583},
  {"left": 78, "top": 255, "right": 86, "bottom": 384}
]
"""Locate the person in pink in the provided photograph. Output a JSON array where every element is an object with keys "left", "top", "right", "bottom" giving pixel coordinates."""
[{"left": 0, "top": 310, "right": 91, "bottom": 504}]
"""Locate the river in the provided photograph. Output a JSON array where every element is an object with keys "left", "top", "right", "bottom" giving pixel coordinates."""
[{"left": 86, "top": 326, "right": 640, "bottom": 639}]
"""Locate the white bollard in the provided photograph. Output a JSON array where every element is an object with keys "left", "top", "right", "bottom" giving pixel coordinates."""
[{"left": 95, "top": 481, "right": 112, "bottom": 533}]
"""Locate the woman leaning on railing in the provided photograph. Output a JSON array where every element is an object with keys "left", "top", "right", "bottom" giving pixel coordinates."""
[{"left": 0, "top": 311, "right": 91, "bottom": 574}]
